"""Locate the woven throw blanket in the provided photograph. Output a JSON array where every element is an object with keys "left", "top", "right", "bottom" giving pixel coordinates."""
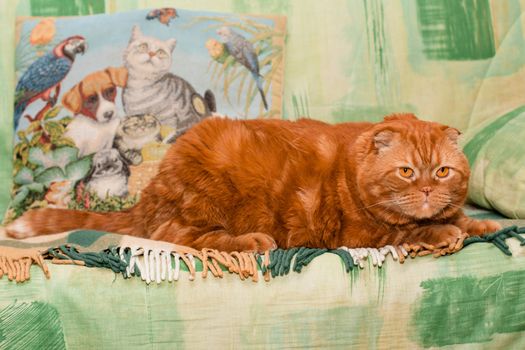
[{"left": 1, "top": 219, "right": 524, "bottom": 284}]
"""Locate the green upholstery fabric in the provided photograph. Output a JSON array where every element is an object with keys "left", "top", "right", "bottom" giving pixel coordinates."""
[
  {"left": 2, "top": 2, "right": 525, "bottom": 348},
  {"left": 0, "top": 6, "right": 16, "bottom": 217},
  {"left": 462, "top": 107, "right": 525, "bottom": 218},
  {"left": 1, "top": 226, "right": 525, "bottom": 349}
]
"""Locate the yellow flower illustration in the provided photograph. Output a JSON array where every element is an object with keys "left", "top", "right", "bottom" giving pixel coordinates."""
[
  {"left": 205, "top": 39, "right": 228, "bottom": 62},
  {"left": 30, "top": 18, "right": 56, "bottom": 46}
]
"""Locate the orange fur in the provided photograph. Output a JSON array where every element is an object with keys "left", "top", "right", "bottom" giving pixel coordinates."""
[{"left": 7, "top": 114, "right": 500, "bottom": 251}]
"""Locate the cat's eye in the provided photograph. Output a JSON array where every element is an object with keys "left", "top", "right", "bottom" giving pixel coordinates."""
[
  {"left": 436, "top": 167, "right": 450, "bottom": 178},
  {"left": 138, "top": 43, "right": 148, "bottom": 52},
  {"left": 156, "top": 49, "right": 167, "bottom": 58},
  {"left": 399, "top": 167, "right": 414, "bottom": 178}
]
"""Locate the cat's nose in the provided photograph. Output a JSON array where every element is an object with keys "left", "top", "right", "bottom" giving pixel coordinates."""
[
  {"left": 148, "top": 51, "right": 155, "bottom": 57},
  {"left": 420, "top": 186, "right": 433, "bottom": 195}
]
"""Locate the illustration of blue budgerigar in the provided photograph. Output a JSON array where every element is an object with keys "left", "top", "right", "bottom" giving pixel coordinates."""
[{"left": 217, "top": 26, "right": 268, "bottom": 110}]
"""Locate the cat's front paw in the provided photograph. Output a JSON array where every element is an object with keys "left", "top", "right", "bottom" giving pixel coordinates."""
[
  {"left": 403, "top": 224, "right": 468, "bottom": 257},
  {"left": 234, "top": 232, "right": 277, "bottom": 253},
  {"left": 465, "top": 219, "right": 502, "bottom": 236}
]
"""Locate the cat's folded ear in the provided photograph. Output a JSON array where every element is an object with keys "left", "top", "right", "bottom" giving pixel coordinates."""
[
  {"left": 130, "top": 25, "right": 143, "bottom": 42},
  {"left": 62, "top": 83, "right": 82, "bottom": 114},
  {"left": 373, "top": 128, "right": 396, "bottom": 150},
  {"left": 106, "top": 67, "right": 128, "bottom": 87},
  {"left": 166, "top": 38, "right": 177, "bottom": 52},
  {"left": 442, "top": 126, "right": 461, "bottom": 144}
]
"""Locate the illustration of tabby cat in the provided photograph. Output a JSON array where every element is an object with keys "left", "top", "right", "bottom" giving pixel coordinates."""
[
  {"left": 8, "top": 114, "right": 502, "bottom": 257},
  {"left": 122, "top": 26, "right": 216, "bottom": 139},
  {"left": 114, "top": 114, "right": 162, "bottom": 165}
]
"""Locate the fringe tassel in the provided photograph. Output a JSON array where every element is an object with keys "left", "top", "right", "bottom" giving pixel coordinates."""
[
  {"left": 44, "top": 245, "right": 263, "bottom": 283},
  {"left": 9, "top": 225, "right": 523, "bottom": 284},
  {"left": 463, "top": 225, "right": 525, "bottom": 255},
  {"left": 46, "top": 245, "right": 127, "bottom": 273},
  {"left": 261, "top": 245, "right": 409, "bottom": 278},
  {"left": 118, "top": 246, "right": 196, "bottom": 282},
  {"left": 123, "top": 247, "right": 262, "bottom": 283},
  {"left": 0, "top": 246, "right": 50, "bottom": 283}
]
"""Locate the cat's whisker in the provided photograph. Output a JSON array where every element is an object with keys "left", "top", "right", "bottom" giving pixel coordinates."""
[
  {"left": 394, "top": 199, "right": 416, "bottom": 205},
  {"left": 445, "top": 202, "right": 464, "bottom": 210},
  {"left": 353, "top": 198, "right": 400, "bottom": 212}
]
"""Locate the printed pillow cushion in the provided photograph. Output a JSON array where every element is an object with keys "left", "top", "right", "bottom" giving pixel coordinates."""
[
  {"left": 4, "top": 8, "right": 285, "bottom": 224},
  {"left": 462, "top": 106, "right": 525, "bottom": 219}
]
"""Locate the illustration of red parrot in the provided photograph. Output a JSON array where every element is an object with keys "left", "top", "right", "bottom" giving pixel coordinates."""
[{"left": 14, "top": 36, "right": 86, "bottom": 129}]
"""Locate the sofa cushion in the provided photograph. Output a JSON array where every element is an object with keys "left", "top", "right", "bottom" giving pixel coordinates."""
[{"left": 4, "top": 8, "right": 285, "bottom": 223}]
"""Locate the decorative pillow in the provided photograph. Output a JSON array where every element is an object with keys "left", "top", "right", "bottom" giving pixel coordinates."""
[
  {"left": 461, "top": 106, "right": 525, "bottom": 219},
  {"left": 4, "top": 8, "right": 286, "bottom": 223}
]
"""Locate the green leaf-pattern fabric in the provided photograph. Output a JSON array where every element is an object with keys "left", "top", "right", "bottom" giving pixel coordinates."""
[
  {"left": 11, "top": 186, "right": 30, "bottom": 207},
  {"left": 34, "top": 167, "right": 66, "bottom": 186},
  {"left": 28, "top": 147, "right": 78, "bottom": 171},
  {"left": 416, "top": 0, "right": 496, "bottom": 60},
  {"left": 13, "top": 167, "right": 33, "bottom": 185},
  {"left": 65, "top": 157, "right": 92, "bottom": 182}
]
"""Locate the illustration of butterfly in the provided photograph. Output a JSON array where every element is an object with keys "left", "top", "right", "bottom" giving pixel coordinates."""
[{"left": 146, "top": 8, "right": 179, "bottom": 26}]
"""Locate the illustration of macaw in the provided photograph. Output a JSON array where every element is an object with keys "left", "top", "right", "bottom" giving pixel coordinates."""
[
  {"left": 14, "top": 35, "right": 86, "bottom": 129},
  {"left": 217, "top": 26, "right": 268, "bottom": 110},
  {"left": 146, "top": 8, "right": 178, "bottom": 26}
]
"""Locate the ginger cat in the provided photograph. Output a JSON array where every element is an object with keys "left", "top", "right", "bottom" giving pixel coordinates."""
[{"left": 7, "top": 114, "right": 501, "bottom": 254}]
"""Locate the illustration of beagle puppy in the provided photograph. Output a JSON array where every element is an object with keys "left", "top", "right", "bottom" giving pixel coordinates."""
[{"left": 62, "top": 67, "right": 128, "bottom": 157}]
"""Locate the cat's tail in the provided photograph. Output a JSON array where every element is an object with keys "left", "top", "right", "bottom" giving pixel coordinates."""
[
  {"left": 254, "top": 74, "right": 268, "bottom": 111},
  {"left": 5, "top": 207, "right": 144, "bottom": 240},
  {"left": 204, "top": 90, "right": 217, "bottom": 113}
]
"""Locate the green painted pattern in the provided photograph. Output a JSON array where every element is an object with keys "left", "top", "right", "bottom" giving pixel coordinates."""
[
  {"left": 412, "top": 270, "right": 525, "bottom": 347},
  {"left": 462, "top": 105, "right": 525, "bottom": 167},
  {"left": 231, "top": 0, "right": 290, "bottom": 14},
  {"left": 50, "top": 266, "right": 187, "bottom": 348},
  {"left": 363, "top": 0, "right": 398, "bottom": 106},
  {"left": 291, "top": 92, "right": 311, "bottom": 119},
  {"left": 0, "top": 5, "right": 15, "bottom": 220},
  {"left": 416, "top": 0, "right": 496, "bottom": 60},
  {"left": 0, "top": 301, "right": 66, "bottom": 349},
  {"left": 331, "top": 105, "right": 412, "bottom": 123},
  {"left": 240, "top": 306, "right": 383, "bottom": 348},
  {"left": 29, "top": 0, "right": 105, "bottom": 16}
]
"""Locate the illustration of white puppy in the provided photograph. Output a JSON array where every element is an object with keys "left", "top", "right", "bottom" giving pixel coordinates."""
[{"left": 62, "top": 67, "right": 128, "bottom": 157}]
